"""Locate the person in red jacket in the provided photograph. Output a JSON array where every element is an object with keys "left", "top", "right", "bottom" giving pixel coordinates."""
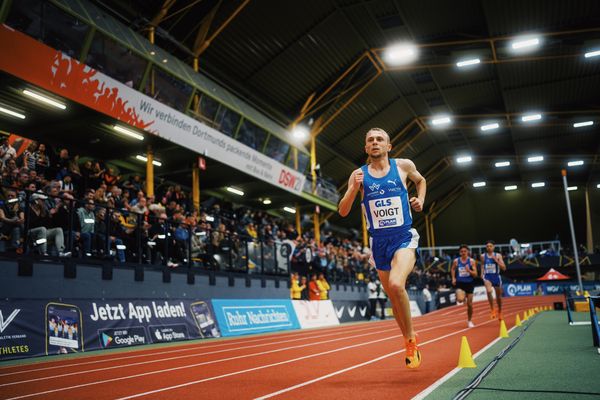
[{"left": 308, "top": 274, "right": 320, "bottom": 301}]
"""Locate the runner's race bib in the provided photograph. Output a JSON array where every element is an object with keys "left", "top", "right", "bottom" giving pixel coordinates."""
[
  {"left": 368, "top": 197, "right": 403, "bottom": 229},
  {"left": 485, "top": 263, "right": 497, "bottom": 274}
]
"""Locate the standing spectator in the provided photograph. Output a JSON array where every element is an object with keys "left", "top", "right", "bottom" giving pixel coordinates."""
[
  {"left": 368, "top": 277, "right": 379, "bottom": 320},
  {"left": 22, "top": 142, "right": 38, "bottom": 171},
  {"left": 317, "top": 273, "right": 330, "bottom": 300},
  {"left": 0, "top": 137, "right": 16, "bottom": 167},
  {"left": 422, "top": 284, "right": 432, "bottom": 314},
  {"left": 300, "top": 276, "right": 309, "bottom": 300},
  {"left": 290, "top": 272, "right": 304, "bottom": 300},
  {"left": 376, "top": 280, "right": 387, "bottom": 320},
  {"left": 34, "top": 143, "right": 50, "bottom": 178},
  {"left": 308, "top": 273, "right": 320, "bottom": 301}
]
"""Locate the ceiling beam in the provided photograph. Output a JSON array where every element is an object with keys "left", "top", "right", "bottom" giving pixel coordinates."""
[{"left": 194, "top": 0, "right": 251, "bottom": 58}]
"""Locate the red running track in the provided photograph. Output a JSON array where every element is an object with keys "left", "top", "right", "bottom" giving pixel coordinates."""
[{"left": 0, "top": 296, "right": 560, "bottom": 400}]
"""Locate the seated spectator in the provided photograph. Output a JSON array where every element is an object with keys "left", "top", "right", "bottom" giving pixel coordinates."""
[
  {"left": 0, "top": 190, "right": 24, "bottom": 252},
  {"left": 76, "top": 199, "right": 96, "bottom": 256},
  {"left": 28, "top": 192, "right": 69, "bottom": 257},
  {"left": 59, "top": 174, "right": 75, "bottom": 194}
]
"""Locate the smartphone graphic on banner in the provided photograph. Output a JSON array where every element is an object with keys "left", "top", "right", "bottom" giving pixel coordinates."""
[
  {"left": 45, "top": 302, "right": 83, "bottom": 355},
  {"left": 190, "top": 301, "right": 219, "bottom": 338}
]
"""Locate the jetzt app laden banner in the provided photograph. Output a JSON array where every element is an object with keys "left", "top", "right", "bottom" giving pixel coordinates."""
[
  {"left": 0, "top": 299, "right": 219, "bottom": 361},
  {"left": 0, "top": 25, "right": 306, "bottom": 195}
]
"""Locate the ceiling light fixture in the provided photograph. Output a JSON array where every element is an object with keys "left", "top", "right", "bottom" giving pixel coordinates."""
[
  {"left": 226, "top": 187, "right": 244, "bottom": 196},
  {"left": 473, "top": 181, "right": 486, "bottom": 188},
  {"left": 573, "top": 121, "right": 593, "bottom": 128},
  {"left": 283, "top": 206, "right": 296, "bottom": 214},
  {"left": 456, "top": 58, "right": 481, "bottom": 68},
  {"left": 504, "top": 185, "right": 517, "bottom": 191},
  {"left": 22, "top": 89, "right": 66, "bottom": 110},
  {"left": 480, "top": 122, "right": 499, "bottom": 131},
  {"left": 113, "top": 125, "right": 144, "bottom": 141},
  {"left": 495, "top": 161, "right": 510, "bottom": 168},
  {"left": 383, "top": 43, "right": 418, "bottom": 66},
  {"left": 0, "top": 106, "right": 25, "bottom": 119},
  {"left": 527, "top": 155, "right": 544, "bottom": 163}
]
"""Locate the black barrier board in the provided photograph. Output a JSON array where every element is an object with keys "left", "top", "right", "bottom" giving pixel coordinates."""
[
  {"left": 332, "top": 300, "right": 371, "bottom": 323},
  {"left": 0, "top": 299, "right": 220, "bottom": 361},
  {"left": 436, "top": 290, "right": 457, "bottom": 309}
]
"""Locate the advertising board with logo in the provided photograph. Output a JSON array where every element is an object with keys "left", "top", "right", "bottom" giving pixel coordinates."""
[
  {"left": 292, "top": 300, "right": 340, "bottom": 329},
  {"left": 0, "top": 299, "right": 219, "bottom": 361},
  {"left": 503, "top": 283, "right": 537, "bottom": 297},
  {"left": 212, "top": 299, "right": 300, "bottom": 337},
  {"left": 332, "top": 301, "right": 371, "bottom": 323}
]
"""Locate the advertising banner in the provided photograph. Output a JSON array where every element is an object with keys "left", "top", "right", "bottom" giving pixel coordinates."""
[
  {"left": 212, "top": 299, "right": 300, "bottom": 337},
  {"left": 503, "top": 283, "right": 537, "bottom": 297},
  {"left": 332, "top": 301, "right": 370, "bottom": 323},
  {"left": 542, "top": 282, "right": 600, "bottom": 295},
  {"left": 473, "top": 286, "right": 488, "bottom": 302},
  {"left": 0, "top": 299, "right": 219, "bottom": 361},
  {"left": 292, "top": 300, "right": 340, "bottom": 329},
  {"left": 0, "top": 25, "right": 306, "bottom": 195},
  {"left": 436, "top": 290, "right": 457, "bottom": 309}
]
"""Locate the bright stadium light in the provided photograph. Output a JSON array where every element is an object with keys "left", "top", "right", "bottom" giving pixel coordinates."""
[
  {"left": 531, "top": 182, "right": 545, "bottom": 188},
  {"left": 135, "top": 154, "right": 161, "bottom": 167},
  {"left": 584, "top": 49, "right": 600, "bottom": 58},
  {"left": 495, "top": 161, "right": 510, "bottom": 168},
  {"left": 22, "top": 89, "right": 66, "bottom": 110},
  {"left": 567, "top": 160, "right": 584, "bottom": 167},
  {"left": 113, "top": 125, "right": 144, "bottom": 141},
  {"left": 292, "top": 125, "right": 309, "bottom": 141},
  {"left": 383, "top": 42, "right": 418, "bottom": 66},
  {"left": 597, "top": 184, "right": 600, "bottom": 189},
  {"left": 480, "top": 122, "right": 500, "bottom": 131},
  {"left": 573, "top": 121, "right": 593, "bottom": 128},
  {"left": 522, "top": 113, "right": 542, "bottom": 122},
  {"left": 527, "top": 155, "right": 544, "bottom": 163},
  {"left": 456, "top": 156, "right": 472, "bottom": 164},
  {"left": 504, "top": 185, "right": 517, "bottom": 191},
  {"left": 456, "top": 58, "right": 481, "bottom": 68},
  {"left": 473, "top": 181, "right": 486, "bottom": 188},
  {"left": 283, "top": 206, "right": 296, "bottom": 214},
  {"left": 567, "top": 186, "right": 578, "bottom": 191},
  {"left": 226, "top": 187, "right": 244, "bottom": 196},
  {"left": 262, "top": 198, "right": 272, "bottom": 205},
  {"left": 0, "top": 106, "right": 25, "bottom": 119},
  {"left": 511, "top": 36, "right": 540, "bottom": 51},
  {"left": 431, "top": 115, "right": 452, "bottom": 126}
]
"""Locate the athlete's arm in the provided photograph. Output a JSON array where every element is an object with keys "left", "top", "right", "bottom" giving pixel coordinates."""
[
  {"left": 479, "top": 254, "right": 485, "bottom": 277},
  {"left": 398, "top": 159, "right": 426, "bottom": 212},
  {"left": 469, "top": 258, "right": 478, "bottom": 277},
  {"left": 496, "top": 253, "right": 506, "bottom": 271},
  {"left": 450, "top": 259, "right": 457, "bottom": 284},
  {"left": 338, "top": 168, "right": 363, "bottom": 217}
]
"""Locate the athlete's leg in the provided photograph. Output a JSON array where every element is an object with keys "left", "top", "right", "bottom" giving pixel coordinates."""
[
  {"left": 456, "top": 288, "right": 466, "bottom": 303},
  {"left": 386, "top": 248, "right": 417, "bottom": 340},
  {"left": 378, "top": 269, "right": 407, "bottom": 335},
  {"left": 467, "top": 293, "right": 474, "bottom": 322},
  {"left": 484, "top": 279, "right": 494, "bottom": 310},
  {"left": 494, "top": 285, "right": 503, "bottom": 316}
]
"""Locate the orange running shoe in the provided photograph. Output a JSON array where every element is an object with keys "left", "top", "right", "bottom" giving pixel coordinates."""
[
  {"left": 405, "top": 336, "right": 422, "bottom": 369},
  {"left": 490, "top": 309, "right": 497, "bottom": 319}
]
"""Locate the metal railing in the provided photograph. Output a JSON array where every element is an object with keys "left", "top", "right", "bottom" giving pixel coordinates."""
[
  {"left": 420, "top": 240, "right": 562, "bottom": 259},
  {"left": 0, "top": 185, "right": 292, "bottom": 276}
]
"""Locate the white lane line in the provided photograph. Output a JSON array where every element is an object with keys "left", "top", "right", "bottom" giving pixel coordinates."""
[
  {"left": 253, "top": 316, "right": 510, "bottom": 400},
  {"left": 5, "top": 318, "right": 468, "bottom": 400},
  {"left": 0, "top": 320, "right": 396, "bottom": 375},
  {"left": 411, "top": 325, "right": 519, "bottom": 400},
  {"left": 0, "top": 307, "right": 470, "bottom": 379},
  {"left": 0, "top": 326, "right": 400, "bottom": 387},
  {"left": 253, "top": 302, "right": 545, "bottom": 400}
]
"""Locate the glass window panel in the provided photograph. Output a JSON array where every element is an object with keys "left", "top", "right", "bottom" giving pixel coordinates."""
[
  {"left": 6, "top": 0, "right": 90, "bottom": 58},
  {"left": 286, "top": 149, "right": 310, "bottom": 173},
  {"left": 264, "top": 135, "right": 290, "bottom": 163},
  {"left": 144, "top": 66, "right": 193, "bottom": 112},
  {"left": 237, "top": 120, "right": 267, "bottom": 150},
  {"left": 214, "top": 106, "right": 241, "bottom": 137},
  {"left": 86, "top": 33, "right": 147, "bottom": 88}
]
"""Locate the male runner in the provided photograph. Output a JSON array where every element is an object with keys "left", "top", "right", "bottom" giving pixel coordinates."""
[
  {"left": 451, "top": 245, "right": 478, "bottom": 328},
  {"left": 480, "top": 240, "right": 506, "bottom": 320},
  {"left": 338, "top": 127, "right": 426, "bottom": 369}
]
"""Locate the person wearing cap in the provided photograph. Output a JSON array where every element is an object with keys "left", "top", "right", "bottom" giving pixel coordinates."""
[
  {"left": 77, "top": 199, "right": 96, "bottom": 256},
  {"left": 28, "top": 192, "right": 70, "bottom": 257}
]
